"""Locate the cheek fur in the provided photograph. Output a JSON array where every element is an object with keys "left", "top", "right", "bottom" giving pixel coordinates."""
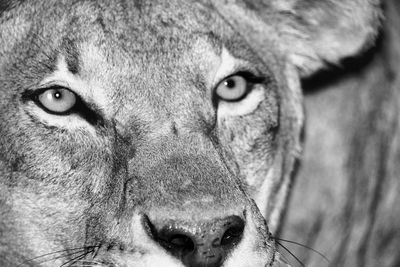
[{"left": 218, "top": 95, "right": 279, "bottom": 189}]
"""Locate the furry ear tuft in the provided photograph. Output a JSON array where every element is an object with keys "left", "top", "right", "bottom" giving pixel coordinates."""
[
  {"left": 274, "top": 0, "right": 382, "bottom": 76},
  {"left": 211, "top": 0, "right": 382, "bottom": 77}
]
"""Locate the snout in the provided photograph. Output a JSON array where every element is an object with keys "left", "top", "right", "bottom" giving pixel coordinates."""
[
  {"left": 96, "top": 208, "right": 279, "bottom": 267},
  {"left": 124, "top": 152, "right": 276, "bottom": 266},
  {"left": 97, "top": 148, "right": 279, "bottom": 266}
]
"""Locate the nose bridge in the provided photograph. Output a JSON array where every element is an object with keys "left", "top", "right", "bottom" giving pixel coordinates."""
[
  {"left": 150, "top": 151, "right": 242, "bottom": 208},
  {"left": 129, "top": 133, "right": 247, "bottom": 215}
]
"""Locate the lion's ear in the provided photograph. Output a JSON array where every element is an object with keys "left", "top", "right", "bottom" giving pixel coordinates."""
[
  {"left": 212, "top": 0, "right": 382, "bottom": 76},
  {"left": 272, "top": 0, "right": 382, "bottom": 76}
]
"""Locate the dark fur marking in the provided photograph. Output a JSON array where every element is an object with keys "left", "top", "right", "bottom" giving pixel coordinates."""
[
  {"left": 0, "top": 0, "right": 23, "bottom": 16},
  {"left": 95, "top": 16, "right": 106, "bottom": 32},
  {"left": 61, "top": 37, "right": 80, "bottom": 75},
  {"left": 171, "top": 122, "right": 178, "bottom": 136}
]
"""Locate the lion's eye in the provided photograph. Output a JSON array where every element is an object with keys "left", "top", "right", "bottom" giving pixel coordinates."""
[
  {"left": 37, "top": 87, "right": 77, "bottom": 114},
  {"left": 215, "top": 75, "right": 248, "bottom": 102},
  {"left": 214, "top": 72, "right": 265, "bottom": 104},
  {"left": 22, "top": 85, "right": 104, "bottom": 125}
]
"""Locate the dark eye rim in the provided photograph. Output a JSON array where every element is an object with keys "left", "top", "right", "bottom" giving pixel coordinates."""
[
  {"left": 212, "top": 71, "right": 266, "bottom": 105},
  {"left": 21, "top": 85, "right": 104, "bottom": 126}
]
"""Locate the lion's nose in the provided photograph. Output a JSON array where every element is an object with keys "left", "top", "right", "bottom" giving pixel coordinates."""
[{"left": 145, "top": 215, "right": 245, "bottom": 267}]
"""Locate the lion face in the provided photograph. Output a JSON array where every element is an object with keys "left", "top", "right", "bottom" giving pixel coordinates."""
[{"left": 0, "top": 0, "right": 379, "bottom": 266}]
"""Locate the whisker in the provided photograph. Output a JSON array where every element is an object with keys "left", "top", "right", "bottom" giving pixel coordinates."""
[
  {"left": 41, "top": 249, "right": 94, "bottom": 265},
  {"left": 59, "top": 250, "right": 94, "bottom": 267},
  {"left": 71, "top": 259, "right": 104, "bottom": 267},
  {"left": 68, "top": 254, "right": 92, "bottom": 267},
  {"left": 276, "top": 240, "right": 306, "bottom": 267},
  {"left": 90, "top": 246, "right": 101, "bottom": 259},
  {"left": 276, "top": 251, "right": 291, "bottom": 266},
  {"left": 17, "top": 246, "right": 98, "bottom": 267},
  {"left": 275, "top": 238, "right": 330, "bottom": 263}
]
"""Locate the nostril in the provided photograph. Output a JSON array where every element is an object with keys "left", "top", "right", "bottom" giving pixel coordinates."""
[
  {"left": 156, "top": 227, "right": 196, "bottom": 257},
  {"left": 166, "top": 234, "right": 195, "bottom": 252}
]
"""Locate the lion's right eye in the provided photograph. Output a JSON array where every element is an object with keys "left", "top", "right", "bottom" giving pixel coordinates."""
[
  {"left": 22, "top": 85, "right": 104, "bottom": 126},
  {"left": 37, "top": 87, "right": 77, "bottom": 114}
]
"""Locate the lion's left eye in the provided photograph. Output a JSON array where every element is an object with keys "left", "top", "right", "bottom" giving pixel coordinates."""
[
  {"left": 214, "top": 72, "right": 264, "bottom": 103},
  {"left": 215, "top": 75, "right": 248, "bottom": 102},
  {"left": 37, "top": 87, "right": 77, "bottom": 114}
]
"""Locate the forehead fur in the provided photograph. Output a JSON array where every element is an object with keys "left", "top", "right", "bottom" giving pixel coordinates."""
[{"left": 0, "top": 0, "right": 242, "bottom": 92}]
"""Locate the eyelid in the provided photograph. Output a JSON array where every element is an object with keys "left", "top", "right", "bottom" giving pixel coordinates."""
[
  {"left": 21, "top": 85, "right": 78, "bottom": 105},
  {"left": 228, "top": 70, "right": 266, "bottom": 84},
  {"left": 213, "top": 63, "right": 267, "bottom": 88},
  {"left": 21, "top": 78, "right": 73, "bottom": 98}
]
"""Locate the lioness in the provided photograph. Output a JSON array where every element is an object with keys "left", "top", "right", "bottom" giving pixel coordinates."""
[{"left": 0, "top": 0, "right": 380, "bottom": 266}]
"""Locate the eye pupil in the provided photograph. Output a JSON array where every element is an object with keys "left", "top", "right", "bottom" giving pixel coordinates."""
[
  {"left": 224, "top": 79, "right": 236, "bottom": 89},
  {"left": 54, "top": 91, "right": 62, "bottom": 99}
]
